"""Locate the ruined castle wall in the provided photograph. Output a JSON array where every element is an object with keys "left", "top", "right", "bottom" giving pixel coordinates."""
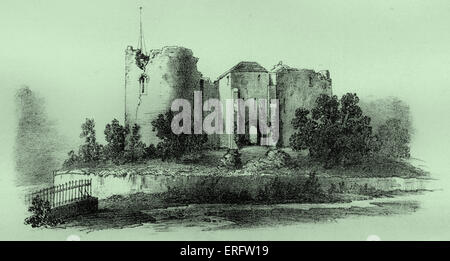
[
  {"left": 125, "top": 46, "right": 202, "bottom": 146},
  {"left": 232, "top": 72, "right": 270, "bottom": 145},
  {"left": 201, "top": 78, "right": 218, "bottom": 101},
  {"left": 231, "top": 72, "right": 270, "bottom": 100},
  {"left": 276, "top": 69, "right": 332, "bottom": 146},
  {"left": 218, "top": 73, "right": 232, "bottom": 147},
  {"left": 202, "top": 79, "right": 220, "bottom": 148}
]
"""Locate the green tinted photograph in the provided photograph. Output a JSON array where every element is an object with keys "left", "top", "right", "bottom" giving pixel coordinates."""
[{"left": 0, "top": 0, "right": 449, "bottom": 241}]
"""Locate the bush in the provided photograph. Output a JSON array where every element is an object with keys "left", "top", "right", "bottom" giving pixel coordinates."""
[
  {"left": 124, "top": 124, "right": 147, "bottom": 163},
  {"left": 78, "top": 118, "right": 103, "bottom": 163},
  {"left": 24, "top": 196, "right": 62, "bottom": 228},
  {"left": 63, "top": 118, "right": 154, "bottom": 168},
  {"left": 145, "top": 144, "right": 158, "bottom": 159},
  {"left": 151, "top": 111, "right": 208, "bottom": 161},
  {"left": 103, "top": 119, "right": 127, "bottom": 163},
  {"left": 290, "top": 93, "right": 373, "bottom": 167}
]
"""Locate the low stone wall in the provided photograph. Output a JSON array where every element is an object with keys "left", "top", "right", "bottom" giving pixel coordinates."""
[{"left": 54, "top": 171, "right": 431, "bottom": 200}]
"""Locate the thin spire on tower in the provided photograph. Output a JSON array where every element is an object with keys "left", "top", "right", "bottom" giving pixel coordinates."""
[{"left": 137, "top": 6, "right": 147, "bottom": 53}]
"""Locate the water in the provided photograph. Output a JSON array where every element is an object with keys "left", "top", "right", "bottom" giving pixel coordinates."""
[{"left": 2, "top": 168, "right": 448, "bottom": 240}]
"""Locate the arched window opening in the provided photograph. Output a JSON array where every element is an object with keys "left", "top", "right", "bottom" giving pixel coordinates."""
[{"left": 139, "top": 73, "right": 148, "bottom": 94}]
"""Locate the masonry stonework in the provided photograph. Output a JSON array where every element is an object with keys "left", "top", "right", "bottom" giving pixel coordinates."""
[
  {"left": 125, "top": 46, "right": 211, "bottom": 146},
  {"left": 125, "top": 45, "right": 332, "bottom": 149},
  {"left": 274, "top": 67, "right": 332, "bottom": 146}
]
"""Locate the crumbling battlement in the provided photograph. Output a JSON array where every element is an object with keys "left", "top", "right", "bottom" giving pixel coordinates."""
[
  {"left": 125, "top": 45, "right": 332, "bottom": 148},
  {"left": 125, "top": 46, "right": 207, "bottom": 146},
  {"left": 272, "top": 66, "right": 333, "bottom": 146}
]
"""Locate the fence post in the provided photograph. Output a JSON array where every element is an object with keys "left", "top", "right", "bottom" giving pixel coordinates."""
[
  {"left": 50, "top": 186, "right": 53, "bottom": 208},
  {"left": 26, "top": 179, "right": 96, "bottom": 209},
  {"left": 71, "top": 181, "right": 74, "bottom": 202},
  {"left": 68, "top": 181, "right": 71, "bottom": 203},
  {"left": 63, "top": 183, "right": 65, "bottom": 205},
  {"left": 74, "top": 180, "right": 77, "bottom": 200},
  {"left": 83, "top": 180, "right": 86, "bottom": 198}
]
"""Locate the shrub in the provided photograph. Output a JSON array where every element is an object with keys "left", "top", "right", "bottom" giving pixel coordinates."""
[
  {"left": 290, "top": 93, "right": 373, "bottom": 167},
  {"left": 24, "top": 196, "right": 62, "bottom": 228},
  {"left": 103, "top": 119, "right": 127, "bottom": 163},
  {"left": 78, "top": 118, "right": 102, "bottom": 163},
  {"left": 151, "top": 111, "right": 208, "bottom": 161},
  {"left": 124, "top": 124, "right": 147, "bottom": 163},
  {"left": 63, "top": 118, "right": 155, "bottom": 167},
  {"left": 145, "top": 144, "right": 158, "bottom": 159}
]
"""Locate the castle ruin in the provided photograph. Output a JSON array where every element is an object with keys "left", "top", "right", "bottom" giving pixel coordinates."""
[{"left": 124, "top": 10, "right": 332, "bottom": 148}]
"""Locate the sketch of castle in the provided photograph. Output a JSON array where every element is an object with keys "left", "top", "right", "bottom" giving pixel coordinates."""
[{"left": 124, "top": 18, "right": 332, "bottom": 148}]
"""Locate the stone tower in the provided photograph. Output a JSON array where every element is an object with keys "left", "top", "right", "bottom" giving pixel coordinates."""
[
  {"left": 271, "top": 62, "right": 332, "bottom": 146},
  {"left": 124, "top": 9, "right": 210, "bottom": 146}
]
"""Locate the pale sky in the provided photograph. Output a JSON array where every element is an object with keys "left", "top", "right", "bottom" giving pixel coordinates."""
[
  {"left": 1, "top": 0, "right": 449, "bottom": 167},
  {"left": 1, "top": 0, "right": 450, "bottom": 240}
]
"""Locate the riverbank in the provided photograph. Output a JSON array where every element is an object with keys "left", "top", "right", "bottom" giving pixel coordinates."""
[
  {"left": 49, "top": 146, "right": 432, "bottom": 231},
  {"left": 58, "top": 191, "right": 426, "bottom": 231},
  {"left": 55, "top": 147, "right": 430, "bottom": 200}
]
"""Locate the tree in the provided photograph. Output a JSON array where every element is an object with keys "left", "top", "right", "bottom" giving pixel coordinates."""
[
  {"left": 14, "top": 87, "right": 64, "bottom": 185},
  {"left": 104, "top": 119, "right": 127, "bottom": 163},
  {"left": 78, "top": 118, "right": 102, "bottom": 163},
  {"left": 290, "top": 93, "right": 373, "bottom": 167},
  {"left": 359, "top": 97, "right": 412, "bottom": 134},
  {"left": 152, "top": 111, "right": 208, "bottom": 161},
  {"left": 62, "top": 150, "right": 79, "bottom": 168},
  {"left": 124, "top": 124, "right": 147, "bottom": 162},
  {"left": 375, "top": 118, "right": 410, "bottom": 159}
]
